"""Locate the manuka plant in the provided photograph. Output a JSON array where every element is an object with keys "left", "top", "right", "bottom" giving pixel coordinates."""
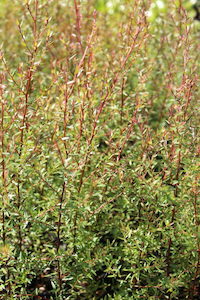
[{"left": 0, "top": 0, "right": 199, "bottom": 299}]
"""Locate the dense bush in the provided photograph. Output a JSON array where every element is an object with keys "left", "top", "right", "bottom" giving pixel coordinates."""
[{"left": 0, "top": 0, "right": 199, "bottom": 299}]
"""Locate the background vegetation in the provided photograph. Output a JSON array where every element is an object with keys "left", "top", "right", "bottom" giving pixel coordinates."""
[{"left": 0, "top": 0, "right": 199, "bottom": 299}]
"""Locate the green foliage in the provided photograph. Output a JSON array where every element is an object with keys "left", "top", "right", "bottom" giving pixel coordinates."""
[{"left": 0, "top": 0, "right": 199, "bottom": 299}]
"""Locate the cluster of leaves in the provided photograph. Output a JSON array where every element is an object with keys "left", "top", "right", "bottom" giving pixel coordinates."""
[{"left": 0, "top": 0, "right": 199, "bottom": 299}]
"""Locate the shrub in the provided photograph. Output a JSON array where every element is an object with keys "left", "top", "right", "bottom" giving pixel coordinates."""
[{"left": 0, "top": 0, "right": 199, "bottom": 299}]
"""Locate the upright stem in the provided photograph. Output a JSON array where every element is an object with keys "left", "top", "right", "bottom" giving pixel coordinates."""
[
  {"left": 56, "top": 181, "right": 66, "bottom": 296},
  {"left": 1, "top": 74, "right": 12, "bottom": 296},
  {"left": 120, "top": 77, "right": 126, "bottom": 125},
  {"left": 17, "top": 0, "right": 39, "bottom": 251},
  {"left": 166, "top": 149, "right": 181, "bottom": 276},
  {"left": 1, "top": 83, "right": 6, "bottom": 245},
  {"left": 73, "top": 0, "right": 84, "bottom": 54},
  {"left": 190, "top": 177, "right": 200, "bottom": 298},
  {"left": 166, "top": 205, "right": 176, "bottom": 276}
]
